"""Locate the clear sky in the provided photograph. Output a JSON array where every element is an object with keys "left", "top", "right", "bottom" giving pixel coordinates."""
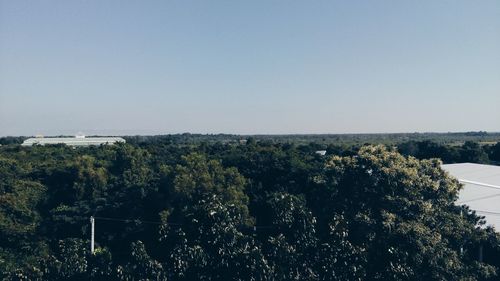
[{"left": 1, "top": 0, "right": 499, "bottom": 136}]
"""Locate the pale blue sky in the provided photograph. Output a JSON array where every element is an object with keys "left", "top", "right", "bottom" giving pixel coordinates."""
[{"left": 1, "top": 0, "right": 499, "bottom": 136}]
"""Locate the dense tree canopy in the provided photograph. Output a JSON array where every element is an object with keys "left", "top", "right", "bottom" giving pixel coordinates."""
[{"left": 1, "top": 138, "right": 500, "bottom": 280}]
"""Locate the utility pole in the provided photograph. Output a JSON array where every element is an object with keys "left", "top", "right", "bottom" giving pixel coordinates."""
[
  {"left": 90, "top": 216, "right": 95, "bottom": 254},
  {"left": 460, "top": 209, "right": 464, "bottom": 255}
]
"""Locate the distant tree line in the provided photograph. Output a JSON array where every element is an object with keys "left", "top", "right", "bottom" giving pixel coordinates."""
[
  {"left": 1, "top": 137, "right": 500, "bottom": 280},
  {"left": 4, "top": 131, "right": 500, "bottom": 146},
  {"left": 322, "top": 140, "right": 500, "bottom": 165},
  {"left": 397, "top": 140, "right": 500, "bottom": 164}
]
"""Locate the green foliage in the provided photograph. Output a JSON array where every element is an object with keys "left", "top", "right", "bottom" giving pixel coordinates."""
[
  {"left": 1, "top": 139, "right": 500, "bottom": 280},
  {"left": 117, "top": 241, "right": 167, "bottom": 281},
  {"left": 174, "top": 153, "right": 247, "bottom": 206},
  {"left": 173, "top": 153, "right": 250, "bottom": 224},
  {"left": 0, "top": 157, "right": 47, "bottom": 276},
  {"left": 490, "top": 142, "right": 500, "bottom": 163},
  {"left": 397, "top": 140, "right": 496, "bottom": 164},
  {"left": 314, "top": 146, "right": 495, "bottom": 281}
]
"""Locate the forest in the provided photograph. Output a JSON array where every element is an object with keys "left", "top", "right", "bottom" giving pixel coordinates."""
[{"left": 1, "top": 134, "right": 500, "bottom": 280}]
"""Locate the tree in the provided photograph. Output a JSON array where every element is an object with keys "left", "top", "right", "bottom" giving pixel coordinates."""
[
  {"left": 1, "top": 139, "right": 500, "bottom": 280},
  {"left": 173, "top": 153, "right": 249, "bottom": 222},
  {"left": 117, "top": 241, "right": 167, "bottom": 281},
  {"left": 0, "top": 157, "right": 47, "bottom": 276},
  {"left": 488, "top": 142, "right": 500, "bottom": 163},
  {"left": 460, "top": 141, "right": 489, "bottom": 164},
  {"left": 263, "top": 192, "right": 318, "bottom": 281},
  {"left": 311, "top": 145, "right": 495, "bottom": 281}
]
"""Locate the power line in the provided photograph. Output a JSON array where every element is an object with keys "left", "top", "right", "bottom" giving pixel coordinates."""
[
  {"left": 88, "top": 215, "right": 281, "bottom": 255},
  {"left": 93, "top": 216, "right": 172, "bottom": 225},
  {"left": 458, "top": 179, "right": 500, "bottom": 190},
  {"left": 92, "top": 216, "right": 278, "bottom": 229},
  {"left": 458, "top": 193, "right": 500, "bottom": 204},
  {"left": 473, "top": 210, "right": 500, "bottom": 216}
]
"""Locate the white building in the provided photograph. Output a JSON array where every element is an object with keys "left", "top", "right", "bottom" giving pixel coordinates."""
[
  {"left": 442, "top": 163, "right": 500, "bottom": 230},
  {"left": 22, "top": 135, "right": 126, "bottom": 146},
  {"left": 315, "top": 150, "right": 327, "bottom": 156}
]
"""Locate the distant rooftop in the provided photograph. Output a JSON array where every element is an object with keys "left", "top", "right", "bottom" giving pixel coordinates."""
[
  {"left": 315, "top": 150, "right": 327, "bottom": 156},
  {"left": 22, "top": 136, "right": 125, "bottom": 146},
  {"left": 442, "top": 163, "right": 500, "bottom": 230}
]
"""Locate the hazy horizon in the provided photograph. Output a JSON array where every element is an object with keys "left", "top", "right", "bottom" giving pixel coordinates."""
[
  {"left": 4, "top": 130, "right": 500, "bottom": 138},
  {"left": 1, "top": 1, "right": 499, "bottom": 136}
]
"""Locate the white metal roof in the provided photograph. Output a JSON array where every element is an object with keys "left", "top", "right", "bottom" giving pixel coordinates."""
[
  {"left": 22, "top": 137, "right": 125, "bottom": 146},
  {"left": 442, "top": 163, "right": 500, "bottom": 229},
  {"left": 315, "top": 150, "right": 327, "bottom": 156}
]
